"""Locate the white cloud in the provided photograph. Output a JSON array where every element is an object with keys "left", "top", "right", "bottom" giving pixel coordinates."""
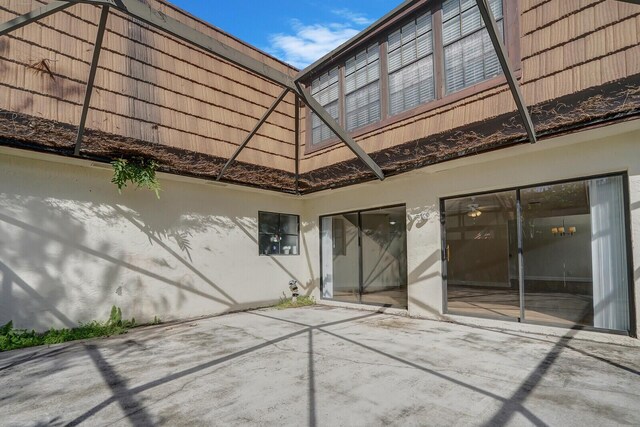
[
  {"left": 331, "top": 8, "right": 374, "bottom": 26},
  {"left": 267, "top": 9, "right": 372, "bottom": 69}
]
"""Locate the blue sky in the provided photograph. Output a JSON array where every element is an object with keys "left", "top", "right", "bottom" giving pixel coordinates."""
[{"left": 169, "top": 1, "right": 402, "bottom": 69}]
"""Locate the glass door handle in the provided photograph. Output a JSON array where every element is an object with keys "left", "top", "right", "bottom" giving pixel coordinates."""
[{"left": 446, "top": 244, "right": 451, "bottom": 262}]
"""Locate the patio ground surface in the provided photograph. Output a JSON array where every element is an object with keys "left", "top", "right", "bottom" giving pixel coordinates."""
[{"left": 1, "top": 306, "right": 639, "bottom": 426}]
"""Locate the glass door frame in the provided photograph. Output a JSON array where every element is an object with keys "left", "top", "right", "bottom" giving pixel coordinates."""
[
  {"left": 440, "top": 172, "right": 635, "bottom": 336},
  {"left": 319, "top": 203, "right": 409, "bottom": 309}
]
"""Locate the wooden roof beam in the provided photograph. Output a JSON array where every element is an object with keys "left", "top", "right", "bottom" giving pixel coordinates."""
[{"left": 476, "top": 0, "right": 537, "bottom": 144}]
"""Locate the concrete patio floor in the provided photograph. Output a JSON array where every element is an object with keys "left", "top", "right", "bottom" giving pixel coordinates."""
[{"left": 1, "top": 306, "right": 639, "bottom": 427}]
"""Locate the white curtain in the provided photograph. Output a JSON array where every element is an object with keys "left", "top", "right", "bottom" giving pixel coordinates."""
[
  {"left": 590, "top": 176, "right": 630, "bottom": 331},
  {"left": 321, "top": 217, "right": 334, "bottom": 299}
]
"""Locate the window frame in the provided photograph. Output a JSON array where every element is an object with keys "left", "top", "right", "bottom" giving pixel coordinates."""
[
  {"left": 387, "top": 10, "right": 436, "bottom": 116},
  {"left": 258, "top": 211, "right": 300, "bottom": 256},
  {"left": 439, "top": 171, "right": 636, "bottom": 336},
  {"left": 441, "top": 0, "right": 506, "bottom": 94},
  {"left": 304, "top": 0, "right": 520, "bottom": 155},
  {"left": 318, "top": 203, "right": 409, "bottom": 309},
  {"left": 310, "top": 67, "right": 341, "bottom": 146},
  {"left": 344, "top": 43, "right": 382, "bottom": 132}
]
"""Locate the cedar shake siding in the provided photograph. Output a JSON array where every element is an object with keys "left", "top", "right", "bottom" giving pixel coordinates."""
[{"left": 1, "top": 0, "right": 639, "bottom": 193}]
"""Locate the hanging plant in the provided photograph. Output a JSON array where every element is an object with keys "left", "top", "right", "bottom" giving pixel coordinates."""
[{"left": 111, "top": 157, "right": 161, "bottom": 198}]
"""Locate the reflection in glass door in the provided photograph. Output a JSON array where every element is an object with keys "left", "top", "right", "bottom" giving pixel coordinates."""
[
  {"left": 360, "top": 207, "right": 408, "bottom": 307},
  {"left": 521, "top": 176, "right": 630, "bottom": 330},
  {"left": 444, "top": 191, "right": 519, "bottom": 319},
  {"left": 321, "top": 214, "right": 360, "bottom": 304},
  {"left": 442, "top": 174, "right": 631, "bottom": 333},
  {"left": 321, "top": 206, "right": 408, "bottom": 308}
]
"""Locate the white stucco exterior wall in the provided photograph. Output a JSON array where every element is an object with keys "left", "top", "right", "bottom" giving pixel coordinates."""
[
  {"left": 1, "top": 120, "right": 638, "bottom": 335},
  {"left": 0, "top": 151, "right": 309, "bottom": 330},
  {"left": 303, "top": 120, "right": 640, "bottom": 335}
]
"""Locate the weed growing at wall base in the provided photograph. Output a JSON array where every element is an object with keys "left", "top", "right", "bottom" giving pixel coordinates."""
[
  {"left": 275, "top": 296, "right": 316, "bottom": 310},
  {"left": 0, "top": 306, "right": 136, "bottom": 352}
]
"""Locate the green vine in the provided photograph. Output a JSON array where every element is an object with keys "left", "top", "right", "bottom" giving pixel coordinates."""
[{"left": 111, "top": 157, "right": 161, "bottom": 198}]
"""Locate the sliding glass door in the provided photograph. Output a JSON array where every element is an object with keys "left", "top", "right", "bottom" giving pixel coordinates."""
[
  {"left": 321, "top": 206, "right": 408, "bottom": 308},
  {"left": 521, "top": 181, "right": 594, "bottom": 326},
  {"left": 321, "top": 214, "right": 360, "bottom": 304},
  {"left": 443, "top": 174, "right": 631, "bottom": 333},
  {"left": 521, "top": 175, "right": 630, "bottom": 330},
  {"left": 444, "top": 191, "right": 519, "bottom": 319},
  {"left": 360, "top": 208, "right": 408, "bottom": 307}
]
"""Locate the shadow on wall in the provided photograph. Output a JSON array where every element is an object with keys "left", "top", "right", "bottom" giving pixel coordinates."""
[
  {"left": 300, "top": 220, "right": 320, "bottom": 297},
  {"left": 230, "top": 215, "right": 318, "bottom": 296},
  {"left": 407, "top": 205, "right": 439, "bottom": 231},
  {"left": 0, "top": 175, "right": 314, "bottom": 331},
  {"left": 1, "top": 32, "right": 87, "bottom": 119}
]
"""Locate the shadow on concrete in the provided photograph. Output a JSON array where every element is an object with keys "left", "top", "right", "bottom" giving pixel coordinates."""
[
  {"left": 462, "top": 323, "right": 640, "bottom": 377},
  {"left": 63, "top": 311, "right": 379, "bottom": 426},
  {"left": 0, "top": 344, "right": 75, "bottom": 373},
  {"left": 7, "top": 306, "right": 637, "bottom": 426},
  {"left": 480, "top": 329, "right": 578, "bottom": 426},
  {"left": 68, "top": 344, "right": 155, "bottom": 426},
  {"left": 252, "top": 311, "right": 549, "bottom": 427}
]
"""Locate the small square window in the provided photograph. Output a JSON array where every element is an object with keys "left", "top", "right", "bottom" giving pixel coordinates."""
[{"left": 258, "top": 211, "right": 300, "bottom": 256}]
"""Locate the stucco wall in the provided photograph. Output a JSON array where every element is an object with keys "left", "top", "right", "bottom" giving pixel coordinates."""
[
  {"left": 303, "top": 120, "right": 640, "bottom": 335},
  {"left": 0, "top": 152, "right": 309, "bottom": 331},
  {"left": 1, "top": 120, "right": 639, "bottom": 335}
]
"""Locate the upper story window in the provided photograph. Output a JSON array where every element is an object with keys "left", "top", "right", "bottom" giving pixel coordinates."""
[
  {"left": 305, "top": 0, "right": 515, "bottom": 152},
  {"left": 345, "top": 44, "right": 381, "bottom": 131},
  {"left": 310, "top": 67, "right": 340, "bottom": 146},
  {"left": 387, "top": 12, "right": 435, "bottom": 116},
  {"left": 443, "top": 0, "right": 504, "bottom": 94}
]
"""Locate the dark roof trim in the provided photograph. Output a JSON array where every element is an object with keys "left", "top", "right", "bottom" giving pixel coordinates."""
[
  {"left": 297, "top": 73, "right": 640, "bottom": 194},
  {"left": 1, "top": 74, "right": 639, "bottom": 195},
  {"left": 296, "top": 0, "right": 426, "bottom": 82}
]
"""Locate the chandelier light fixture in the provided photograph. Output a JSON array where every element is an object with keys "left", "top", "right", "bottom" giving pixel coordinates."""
[{"left": 551, "top": 219, "right": 576, "bottom": 236}]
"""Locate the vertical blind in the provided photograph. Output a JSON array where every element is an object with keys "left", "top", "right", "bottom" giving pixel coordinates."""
[
  {"left": 387, "top": 12, "right": 435, "bottom": 116},
  {"left": 443, "top": 0, "right": 504, "bottom": 94},
  {"left": 310, "top": 67, "right": 340, "bottom": 145},
  {"left": 345, "top": 44, "right": 381, "bottom": 131}
]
